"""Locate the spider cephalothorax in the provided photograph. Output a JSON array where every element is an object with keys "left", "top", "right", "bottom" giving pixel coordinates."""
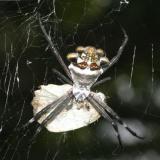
[{"left": 67, "top": 46, "right": 110, "bottom": 70}]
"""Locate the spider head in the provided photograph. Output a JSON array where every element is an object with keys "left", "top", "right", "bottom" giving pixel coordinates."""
[{"left": 67, "top": 46, "right": 110, "bottom": 70}]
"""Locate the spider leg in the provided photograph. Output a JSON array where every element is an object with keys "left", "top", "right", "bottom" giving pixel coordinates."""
[
  {"left": 34, "top": 91, "right": 73, "bottom": 136},
  {"left": 90, "top": 92, "right": 144, "bottom": 139},
  {"left": 93, "top": 77, "right": 111, "bottom": 88},
  {"left": 102, "top": 27, "right": 128, "bottom": 73},
  {"left": 41, "top": 92, "right": 73, "bottom": 126},
  {"left": 52, "top": 68, "right": 73, "bottom": 85},
  {"left": 24, "top": 90, "right": 72, "bottom": 128},
  {"left": 27, "top": 92, "right": 73, "bottom": 158},
  {"left": 87, "top": 95, "right": 123, "bottom": 148},
  {"left": 38, "top": 14, "right": 72, "bottom": 80}
]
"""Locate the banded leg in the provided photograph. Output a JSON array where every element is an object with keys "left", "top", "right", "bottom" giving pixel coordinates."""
[
  {"left": 103, "top": 27, "right": 128, "bottom": 73},
  {"left": 87, "top": 95, "right": 123, "bottom": 148},
  {"left": 91, "top": 92, "right": 144, "bottom": 139},
  {"left": 34, "top": 91, "right": 73, "bottom": 136},
  {"left": 27, "top": 92, "right": 73, "bottom": 158},
  {"left": 93, "top": 77, "right": 111, "bottom": 88},
  {"left": 52, "top": 69, "right": 73, "bottom": 85},
  {"left": 39, "top": 14, "right": 72, "bottom": 80},
  {"left": 24, "top": 90, "right": 72, "bottom": 128}
]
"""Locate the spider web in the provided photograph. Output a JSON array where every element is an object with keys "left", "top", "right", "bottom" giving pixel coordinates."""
[{"left": 0, "top": 0, "right": 160, "bottom": 160}]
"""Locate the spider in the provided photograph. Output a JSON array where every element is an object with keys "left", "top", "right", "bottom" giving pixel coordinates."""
[{"left": 30, "top": 15, "right": 144, "bottom": 148}]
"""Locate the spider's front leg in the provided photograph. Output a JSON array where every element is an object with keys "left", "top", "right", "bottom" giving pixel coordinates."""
[
  {"left": 90, "top": 92, "right": 144, "bottom": 139},
  {"left": 87, "top": 94, "right": 123, "bottom": 148},
  {"left": 25, "top": 90, "right": 73, "bottom": 128},
  {"left": 87, "top": 92, "right": 144, "bottom": 147},
  {"left": 27, "top": 91, "right": 74, "bottom": 152}
]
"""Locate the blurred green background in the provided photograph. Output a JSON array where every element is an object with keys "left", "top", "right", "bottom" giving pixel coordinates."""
[{"left": 0, "top": 0, "right": 160, "bottom": 160}]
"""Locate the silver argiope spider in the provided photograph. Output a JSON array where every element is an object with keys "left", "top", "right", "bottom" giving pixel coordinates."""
[{"left": 31, "top": 15, "right": 144, "bottom": 148}]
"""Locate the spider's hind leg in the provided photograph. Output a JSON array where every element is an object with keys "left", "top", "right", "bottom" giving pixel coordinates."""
[
  {"left": 39, "top": 14, "right": 72, "bottom": 80},
  {"left": 93, "top": 77, "right": 111, "bottom": 88},
  {"left": 102, "top": 27, "right": 128, "bottom": 73},
  {"left": 52, "top": 68, "right": 73, "bottom": 84}
]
